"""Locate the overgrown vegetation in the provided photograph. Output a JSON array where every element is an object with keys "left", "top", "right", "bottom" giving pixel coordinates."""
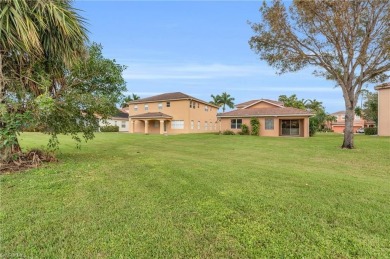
[
  {"left": 250, "top": 118, "right": 260, "bottom": 136},
  {"left": 239, "top": 124, "right": 250, "bottom": 135},
  {"left": 100, "top": 126, "right": 120, "bottom": 132},
  {"left": 222, "top": 130, "right": 235, "bottom": 135},
  {"left": 0, "top": 1, "right": 126, "bottom": 164},
  {"left": 364, "top": 127, "right": 378, "bottom": 135}
]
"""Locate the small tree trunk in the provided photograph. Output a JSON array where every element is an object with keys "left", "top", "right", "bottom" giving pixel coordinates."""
[
  {"left": 341, "top": 107, "right": 355, "bottom": 149},
  {"left": 0, "top": 136, "right": 22, "bottom": 163}
]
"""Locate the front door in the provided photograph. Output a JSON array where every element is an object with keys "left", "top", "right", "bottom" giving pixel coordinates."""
[{"left": 281, "top": 120, "right": 300, "bottom": 136}]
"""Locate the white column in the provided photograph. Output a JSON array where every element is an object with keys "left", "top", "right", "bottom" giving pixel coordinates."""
[
  {"left": 144, "top": 120, "right": 149, "bottom": 134},
  {"left": 160, "top": 120, "right": 164, "bottom": 134}
]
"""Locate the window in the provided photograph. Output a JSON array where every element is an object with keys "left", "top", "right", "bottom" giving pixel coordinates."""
[
  {"left": 158, "top": 103, "right": 163, "bottom": 110},
  {"left": 210, "top": 122, "right": 213, "bottom": 130},
  {"left": 189, "top": 101, "right": 192, "bottom": 108},
  {"left": 205, "top": 121, "right": 208, "bottom": 130},
  {"left": 171, "top": 120, "right": 184, "bottom": 129},
  {"left": 197, "top": 121, "right": 200, "bottom": 130},
  {"left": 134, "top": 105, "right": 138, "bottom": 111},
  {"left": 121, "top": 121, "right": 126, "bottom": 128},
  {"left": 191, "top": 120, "right": 194, "bottom": 129},
  {"left": 114, "top": 121, "right": 118, "bottom": 126},
  {"left": 265, "top": 118, "right": 274, "bottom": 130},
  {"left": 144, "top": 104, "right": 149, "bottom": 111},
  {"left": 166, "top": 101, "right": 170, "bottom": 107},
  {"left": 204, "top": 105, "right": 209, "bottom": 112},
  {"left": 231, "top": 119, "right": 242, "bottom": 129}
]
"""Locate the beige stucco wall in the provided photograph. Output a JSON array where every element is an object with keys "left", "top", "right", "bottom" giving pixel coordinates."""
[
  {"left": 219, "top": 116, "right": 310, "bottom": 137},
  {"left": 129, "top": 99, "right": 218, "bottom": 134},
  {"left": 377, "top": 87, "right": 390, "bottom": 136}
]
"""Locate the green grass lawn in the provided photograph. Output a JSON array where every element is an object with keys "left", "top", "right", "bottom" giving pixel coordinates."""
[{"left": 1, "top": 133, "right": 390, "bottom": 258}]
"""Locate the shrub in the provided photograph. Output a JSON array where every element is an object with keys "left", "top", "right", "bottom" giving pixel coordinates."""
[
  {"left": 222, "top": 130, "right": 235, "bottom": 135},
  {"left": 100, "top": 125, "right": 119, "bottom": 132},
  {"left": 240, "top": 124, "right": 250, "bottom": 135},
  {"left": 309, "top": 118, "right": 318, "bottom": 137},
  {"left": 364, "top": 127, "right": 377, "bottom": 135},
  {"left": 250, "top": 118, "right": 260, "bottom": 136}
]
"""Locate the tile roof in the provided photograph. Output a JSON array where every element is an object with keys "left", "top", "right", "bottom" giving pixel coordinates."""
[
  {"left": 129, "top": 92, "right": 219, "bottom": 108},
  {"left": 235, "top": 99, "right": 284, "bottom": 108},
  {"left": 111, "top": 110, "right": 129, "bottom": 119},
  {"left": 130, "top": 112, "right": 173, "bottom": 119},
  {"left": 374, "top": 82, "right": 390, "bottom": 90},
  {"left": 218, "top": 107, "right": 313, "bottom": 117},
  {"left": 330, "top": 111, "right": 346, "bottom": 115}
]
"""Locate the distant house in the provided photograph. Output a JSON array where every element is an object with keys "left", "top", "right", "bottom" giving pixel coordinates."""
[
  {"left": 375, "top": 82, "right": 390, "bottom": 136},
  {"left": 98, "top": 109, "right": 129, "bottom": 132},
  {"left": 218, "top": 99, "right": 313, "bottom": 137},
  {"left": 327, "top": 111, "right": 365, "bottom": 133},
  {"left": 128, "top": 92, "right": 219, "bottom": 134}
]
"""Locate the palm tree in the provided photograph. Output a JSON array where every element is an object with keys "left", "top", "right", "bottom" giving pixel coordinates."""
[
  {"left": 209, "top": 94, "right": 222, "bottom": 107},
  {"left": 219, "top": 92, "right": 235, "bottom": 112},
  {"left": 0, "top": 0, "right": 88, "bottom": 162},
  {"left": 121, "top": 93, "right": 141, "bottom": 108}
]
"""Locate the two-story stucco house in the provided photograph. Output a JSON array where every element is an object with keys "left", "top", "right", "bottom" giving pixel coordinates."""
[
  {"left": 375, "top": 82, "right": 390, "bottom": 136},
  {"left": 128, "top": 92, "right": 219, "bottom": 134},
  {"left": 328, "top": 111, "right": 365, "bottom": 133},
  {"left": 218, "top": 99, "right": 313, "bottom": 137}
]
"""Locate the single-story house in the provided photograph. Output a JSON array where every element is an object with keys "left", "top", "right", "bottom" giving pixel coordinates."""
[{"left": 218, "top": 99, "right": 313, "bottom": 137}]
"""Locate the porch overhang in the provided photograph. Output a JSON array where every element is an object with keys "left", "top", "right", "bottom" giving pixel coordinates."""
[{"left": 129, "top": 112, "right": 173, "bottom": 120}]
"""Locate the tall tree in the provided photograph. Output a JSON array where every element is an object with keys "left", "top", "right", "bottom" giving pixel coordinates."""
[
  {"left": 209, "top": 94, "right": 222, "bottom": 108},
  {"left": 360, "top": 91, "right": 378, "bottom": 125},
  {"left": 219, "top": 92, "right": 235, "bottom": 112},
  {"left": 121, "top": 93, "right": 140, "bottom": 108},
  {"left": 249, "top": 0, "right": 389, "bottom": 148},
  {"left": 0, "top": 1, "right": 126, "bottom": 163}
]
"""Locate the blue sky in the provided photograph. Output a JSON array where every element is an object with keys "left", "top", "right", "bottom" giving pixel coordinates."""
[{"left": 74, "top": 0, "right": 369, "bottom": 113}]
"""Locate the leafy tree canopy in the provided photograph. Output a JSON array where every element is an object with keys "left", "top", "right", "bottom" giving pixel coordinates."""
[{"left": 250, "top": 0, "right": 389, "bottom": 148}]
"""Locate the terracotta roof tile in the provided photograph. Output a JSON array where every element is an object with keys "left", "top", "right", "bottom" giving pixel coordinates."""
[
  {"left": 218, "top": 107, "right": 313, "bottom": 117},
  {"left": 130, "top": 112, "right": 173, "bottom": 119}
]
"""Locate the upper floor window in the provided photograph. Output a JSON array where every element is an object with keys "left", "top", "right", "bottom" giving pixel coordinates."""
[
  {"left": 204, "top": 105, "right": 209, "bottom": 112},
  {"left": 231, "top": 119, "right": 242, "bottom": 129},
  {"left": 158, "top": 103, "right": 163, "bottom": 110},
  {"left": 144, "top": 104, "right": 149, "bottom": 111},
  {"left": 134, "top": 105, "right": 138, "bottom": 111},
  {"left": 166, "top": 101, "right": 171, "bottom": 107}
]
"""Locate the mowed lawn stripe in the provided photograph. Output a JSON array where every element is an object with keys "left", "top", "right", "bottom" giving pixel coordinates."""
[{"left": 1, "top": 133, "right": 389, "bottom": 257}]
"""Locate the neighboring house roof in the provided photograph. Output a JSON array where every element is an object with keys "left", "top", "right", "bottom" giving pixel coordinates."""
[
  {"left": 218, "top": 107, "right": 313, "bottom": 117},
  {"left": 111, "top": 110, "right": 129, "bottom": 119},
  {"left": 130, "top": 112, "right": 173, "bottom": 119},
  {"left": 129, "top": 92, "right": 219, "bottom": 108},
  {"left": 235, "top": 99, "right": 284, "bottom": 108},
  {"left": 331, "top": 111, "right": 346, "bottom": 115},
  {"left": 374, "top": 82, "right": 390, "bottom": 90}
]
